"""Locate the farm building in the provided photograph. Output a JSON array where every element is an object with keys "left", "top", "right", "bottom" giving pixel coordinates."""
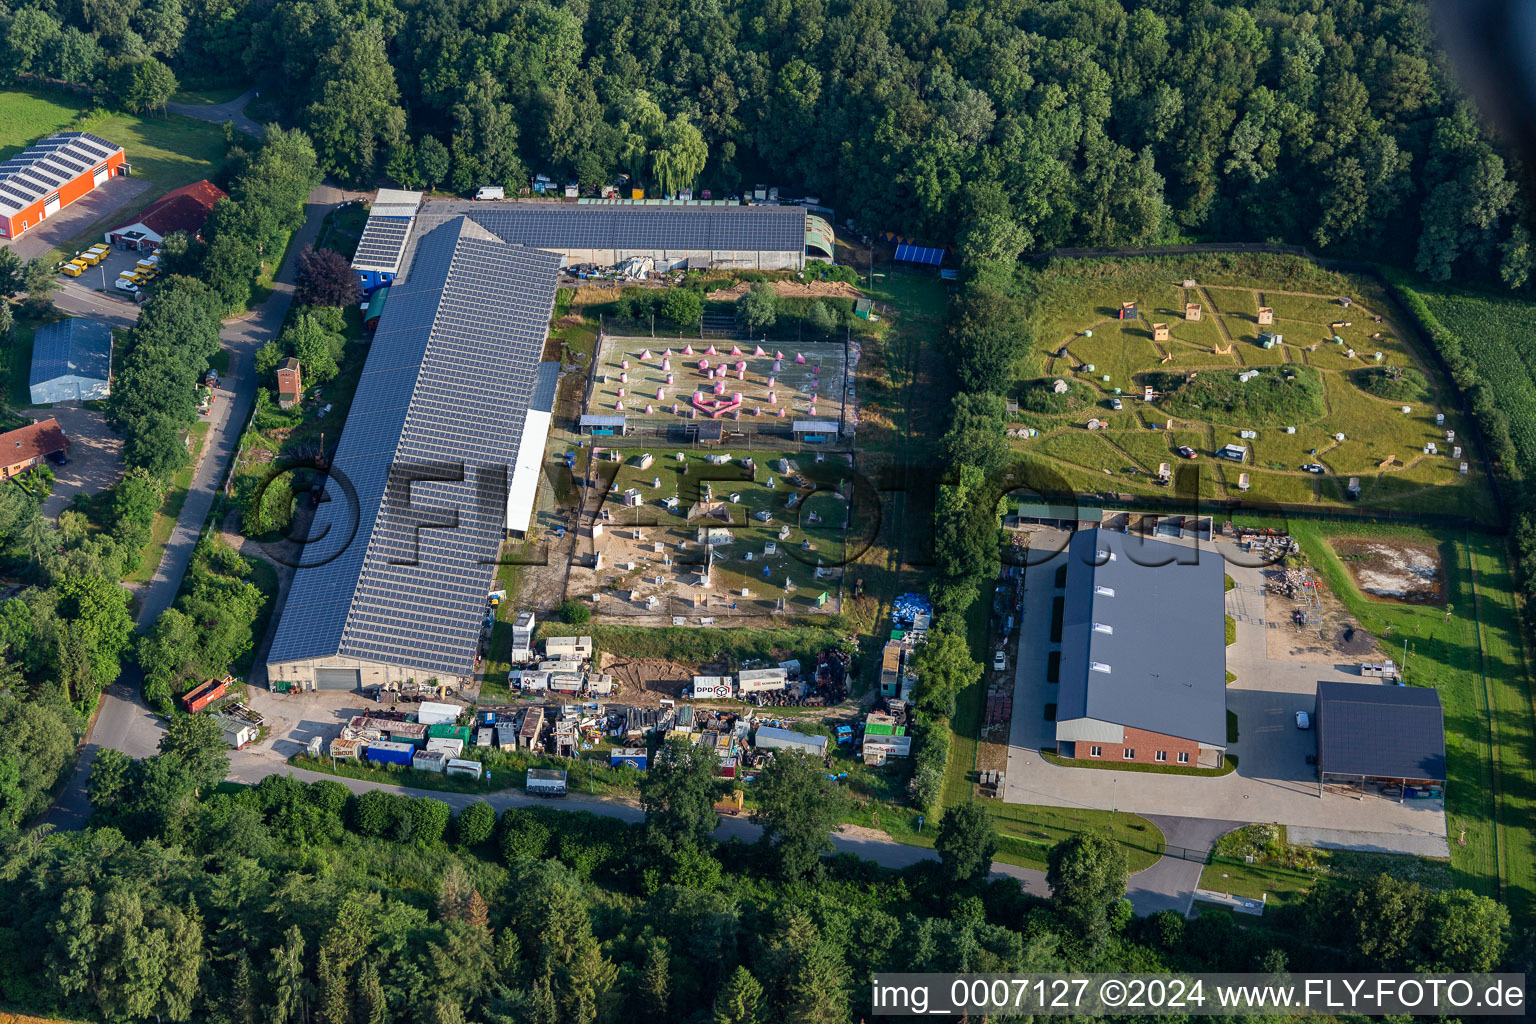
[
  {"left": 1314, "top": 681, "right": 1446, "bottom": 799},
  {"left": 265, "top": 216, "right": 563, "bottom": 691},
  {"left": 0, "top": 419, "right": 68, "bottom": 478},
  {"left": 103, "top": 179, "right": 227, "bottom": 250},
  {"left": 1054, "top": 528, "right": 1228, "bottom": 768},
  {"left": 411, "top": 199, "right": 816, "bottom": 271},
  {"left": 29, "top": 318, "right": 112, "bottom": 403},
  {"left": 351, "top": 189, "right": 424, "bottom": 293},
  {"left": 0, "top": 132, "right": 125, "bottom": 239}
]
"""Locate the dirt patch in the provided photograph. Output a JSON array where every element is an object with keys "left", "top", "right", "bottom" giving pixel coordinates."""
[
  {"left": 1329, "top": 538, "right": 1446, "bottom": 605},
  {"left": 706, "top": 280, "right": 864, "bottom": 302},
  {"left": 834, "top": 822, "right": 896, "bottom": 842},
  {"left": 598, "top": 654, "right": 727, "bottom": 706},
  {"left": 1262, "top": 566, "right": 1380, "bottom": 663}
]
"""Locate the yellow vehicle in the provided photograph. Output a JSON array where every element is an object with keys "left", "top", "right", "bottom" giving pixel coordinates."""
[
  {"left": 79, "top": 250, "right": 104, "bottom": 266},
  {"left": 60, "top": 263, "right": 84, "bottom": 277},
  {"left": 135, "top": 259, "right": 157, "bottom": 274},
  {"left": 88, "top": 243, "right": 110, "bottom": 256},
  {"left": 118, "top": 269, "right": 144, "bottom": 285}
]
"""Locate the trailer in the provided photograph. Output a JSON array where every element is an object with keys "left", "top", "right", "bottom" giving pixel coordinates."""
[
  {"left": 518, "top": 706, "right": 546, "bottom": 749},
  {"left": 364, "top": 740, "right": 414, "bottom": 766},
  {"left": 427, "top": 724, "right": 472, "bottom": 743},
  {"left": 692, "top": 675, "right": 734, "bottom": 699},
  {"left": 526, "top": 768, "right": 568, "bottom": 796},
  {"left": 737, "top": 668, "right": 789, "bottom": 693}
]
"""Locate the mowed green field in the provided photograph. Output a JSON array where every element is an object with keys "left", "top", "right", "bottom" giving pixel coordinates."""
[
  {"left": 0, "top": 90, "right": 81, "bottom": 158},
  {"left": 1011, "top": 256, "right": 1498, "bottom": 520},
  {"left": 1272, "top": 520, "right": 1536, "bottom": 919}
]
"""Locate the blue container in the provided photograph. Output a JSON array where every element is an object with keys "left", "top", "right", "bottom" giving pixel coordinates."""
[{"left": 365, "top": 741, "right": 413, "bottom": 766}]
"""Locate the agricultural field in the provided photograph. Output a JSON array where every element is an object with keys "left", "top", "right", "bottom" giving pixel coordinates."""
[
  {"left": 1009, "top": 256, "right": 1498, "bottom": 520},
  {"left": 1417, "top": 285, "right": 1536, "bottom": 479}
]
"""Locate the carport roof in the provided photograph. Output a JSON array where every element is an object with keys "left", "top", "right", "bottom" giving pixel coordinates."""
[{"left": 1316, "top": 681, "right": 1446, "bottom": 781}]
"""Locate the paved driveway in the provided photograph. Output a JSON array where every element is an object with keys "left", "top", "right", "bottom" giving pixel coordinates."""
[
  {"left": 40, "top": 405, "right": 124, "bottom": 517},
  {"left": 1001, "top": 536, "right": 1449, "bottom": 858},
  {"left": 1, "top": 176, "right": 152, "bottom": 261}
]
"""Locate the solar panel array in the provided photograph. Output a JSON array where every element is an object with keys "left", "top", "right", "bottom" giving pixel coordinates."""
[
  {"left": 894, "top": 243, "right": 945, "bottom": 265},
  {"left": 0, "top": 132, "right": 122, "bottom": 217},
  {"left": 29, "top": 318, "right": 113, "bottom": 386},
  {"left": 269, "top": 217, "right": 561, "bottom": 676},
  {"left": 410, "top": 203, "right": 807, "bottom": 256},
  {"left": 352, "top": 216, "right": 417, "bottom": 274}
]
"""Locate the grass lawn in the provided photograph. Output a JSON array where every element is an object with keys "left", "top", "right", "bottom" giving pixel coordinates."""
[
  {"left": 1278, "top": 519, "right": 1536, "bottom": 920},
  {"left": 2, "top": 312, "right": 50, "bottom": 411},
  {"left": 0, "top": 89, "right": 80, "bottom": 157},
  {"left": 249, "top": 228, "right": 297, "bottom": 309},
  {"left": 1041, "top": 749, "right": 1238, "bottom": 777},
  {"left": 316, "top": 203, "right": 369, "bottom": 261},
  {"left": 127, "top": 421, "right": 211, "bottom": 584}
]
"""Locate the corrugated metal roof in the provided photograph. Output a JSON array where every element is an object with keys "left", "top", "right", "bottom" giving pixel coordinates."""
[
  {"left": 410, "top": 202, "right": 807, "bottom": 260},
  {"left": 1056, "top": 528, "right": 1227, "bottom": 746},
  {"left": 1316, "top": 681, "right": 1445, "bottom": 781},
  {"left": 29, "top": 318, "right": 112, "bottom": 386},
  {"left": 0, "top": 131, "right": 122, "bottom": 217},
  {"left": 269, "top": 217, "right": 561, "bottom": 676}
]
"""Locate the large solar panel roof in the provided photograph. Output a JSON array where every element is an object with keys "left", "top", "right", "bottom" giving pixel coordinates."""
[
  {"left": 0, "top": 132, "right": 121, "bottom": 217},
  {"left": 30, "top": 318, "right": 112, "bottom": 386},
  {"left": 410, "top": 202, "right": 807, "bottom": 259},
  {"left": 270, "top": 217, "right": 561, "bottom": 676}
]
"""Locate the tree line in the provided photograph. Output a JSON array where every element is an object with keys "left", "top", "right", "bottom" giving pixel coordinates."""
[
  {"left": 5, "top": 0, "right": 1529, "bottom": 287},
  {"left": 0, "top": 733, "right": 1515, "bottom": 1023}
]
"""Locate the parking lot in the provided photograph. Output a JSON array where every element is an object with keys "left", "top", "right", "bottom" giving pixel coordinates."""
[
  {"left": 58, "top": 243, "right": 159, "bottom": 298},
  {"left": 1002, "top": 531, "right": 1448, "bottom": 858}
]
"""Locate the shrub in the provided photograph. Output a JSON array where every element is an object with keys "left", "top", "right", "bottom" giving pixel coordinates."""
[
  {"left": 557, "top": 599, "right": 592, "bottom": 625},
  {"left": 455, "top": 800, "right": 496, "bottom": 846}
]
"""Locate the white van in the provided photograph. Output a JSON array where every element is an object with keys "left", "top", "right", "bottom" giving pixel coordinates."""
[
  {"left": 474, "top": 186, "right": 505, "bottom": 201},
  {"left": 114, "top": 277, "right": 139, "bottom": 295}
]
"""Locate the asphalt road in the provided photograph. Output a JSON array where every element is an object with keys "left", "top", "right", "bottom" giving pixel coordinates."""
[
  {"left": 166, "top": 88, "right": 265, "bottom": 136},
  {"left": 44, "top": 184, "right": 344, "bottom": 830}
]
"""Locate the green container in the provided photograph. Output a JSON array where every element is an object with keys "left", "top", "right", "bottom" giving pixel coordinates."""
[{"left": 428, "top": 724, "right": 471, "bottom": 741}]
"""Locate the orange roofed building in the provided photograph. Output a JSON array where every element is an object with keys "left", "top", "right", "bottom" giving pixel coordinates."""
[
  {"left": 105, "top": 179, "right": 228, "bottom": 251},
  {"left": 0, "top": 419, "right": 68, "bottom": 478}
]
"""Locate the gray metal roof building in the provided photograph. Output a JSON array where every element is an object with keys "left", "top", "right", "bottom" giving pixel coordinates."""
[
  {"left": 267, "top": 216, "right": 562, "bottom": 688},
  {"left": 29, "top": 317, "right": 112, "bottom": 403},
  {"left": 409, "top": 202, "right": 810, "bottom": 271},
  {"left": 1315, "top": 681, "right": 1446, "bottom": 783},
  {"left": 1056, "top": 528, "right": 1227, "bottom": 748}
]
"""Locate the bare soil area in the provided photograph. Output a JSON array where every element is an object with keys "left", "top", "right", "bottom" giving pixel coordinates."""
[
  {"left": 1329, "top": 538, "right": 1446, "bottom": 605},
  {"left": 706, "top": 279, "right": 863, "bottom": 302},
  {"left": 598, "top": 654, "right": 727, "bottom": 705},
  {"left": 1262, "top": 566, "right": 1380, "bottom": 662}
]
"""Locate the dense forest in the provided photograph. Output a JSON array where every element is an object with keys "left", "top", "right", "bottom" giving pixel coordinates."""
[
  {"left": 0, "top": 736, "right": 1520, "bottom": 1024},
  {"left": 0, "top": 0, "right": 1530, "bottom": 286}
]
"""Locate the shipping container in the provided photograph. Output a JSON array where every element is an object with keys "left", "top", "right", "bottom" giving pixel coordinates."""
[
  {"left": 526, "top": 768, "right": 568, "bottom": 796},
  {"left": 182, "top": 675, "right": 232, "bottom": 713},
  {"left": 412, "top": 749, "right": 448, "bottom": 773},
  {"left": 610, "top": 748, "right": 648, "bottom": 770},
  {"left": 737, "top": 668, "right": 788, "bottom": 693},
  {"left": 365, "top": 740, "right": 414, "bottom": 766},
  {"left": 328, "top": 737, "right": 360, "bottom": 759},
  {"left": 427, "top": 724, "right": 471, "bottom": 742},
  {"left": 416, "top": 701, "right": 464, "bottom": 726},
  {"left": 692, "top": 675, "right": 734, "bottom": 699},
  {"left": 385, "top": 721, "right": 427, "bottom": 744},
  {"left": 446, "top": 758, "right": 483, "bottom": 779},
  {"left": 754, "top": 725, "right": 828, "bottom": 757},
  {"left": 426, "top": 737, "right": 465, "bottom": 758}
]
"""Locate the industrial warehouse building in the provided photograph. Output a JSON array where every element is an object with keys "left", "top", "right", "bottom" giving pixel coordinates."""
[
  {"left": 1314, "top": 681, "right": 1446, "bottom": 799},
  {"left": 266, "top": 216, "right": 562, "bottom": 691},
  {"left": 271, "top": 198, "right": 835, "bottom": 690},
  {"left": 0, "top": 132, "right": 125, "bottom": 239},
  {"left": 29, "top": 317, "right": 112, "bottom": 403},
  {"left": 1054, "top": 528, "right": 1229, "bottom": 767},
  {"left": 411, "top": 199, "right": 824, "bottom": 271}
]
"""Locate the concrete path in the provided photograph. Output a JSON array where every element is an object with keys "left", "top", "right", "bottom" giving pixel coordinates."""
[
  {"left": 44, "top": 185, "right": 344, "bottom": 830},
  {"left": 166, "top": 88, "right": 264, "bottom": 136},
  {"left": 1129, "top": 814, "right": 1247, "bottom": 916}
]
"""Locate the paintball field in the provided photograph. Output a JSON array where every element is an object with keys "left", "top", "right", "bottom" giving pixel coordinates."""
[{"left": 591, "top": 335, "right": 849, "bottom": 426}]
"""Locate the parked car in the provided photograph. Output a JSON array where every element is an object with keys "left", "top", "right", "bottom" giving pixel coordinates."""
[
  {"left": 1300, "top": 463, "right": 1326, "bottom": 474},
  {"left": 1295, "top": 710, "right": 1311, "bottom": 729},
  {"left": 46, "top": 450, "right": 68, "bottom": 467},
  {"left": 1175, "top": 445, "right": 1199, "bottom": 459},
  {"left": 1109, "top": 397, "right": 1123, "bottom": 410},
  {"left": 992, "top": 650, "right": 1007, "bottom": 672}
]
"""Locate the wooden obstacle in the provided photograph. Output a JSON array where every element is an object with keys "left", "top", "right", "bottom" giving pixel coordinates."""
[
  {"left": 1214, "top": 341, "right": 1232, "bottom": 354},
  {"left": 1257, "top": 306, "right": 1274, "bottom": 325},
  {"left": 1152, "top": 322, "right": 1169, "bottom": 341},
  {"left": 1185, "top": 302, "right": 1202, "bottom": 321},
  {"left": 1378, "top": 456, "right": 1397, "bottom": 469}
]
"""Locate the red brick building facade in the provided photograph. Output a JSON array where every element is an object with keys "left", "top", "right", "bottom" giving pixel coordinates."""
[{"left": 1063, "top": 725, "right": 1203, "bottom": 766}]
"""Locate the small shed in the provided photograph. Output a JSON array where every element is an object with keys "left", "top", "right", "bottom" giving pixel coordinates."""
[
  {"left": 754, "top": 725, "right": 828, "bottom": 757},
  {"left": 579, "top": 414, "right": 627, "bottom": 436},
  {"left": 364, "top": 286, "right": 390, "bottom": 331},
  {"left": 1184, "top": 302, "right": 1201, "bottom": 321},
  {"left": 1152, "top": 322, "right": 1169, "bottom": 341},
  {"left": 792, "top": 419, "right": 839, "bottom": 443}
]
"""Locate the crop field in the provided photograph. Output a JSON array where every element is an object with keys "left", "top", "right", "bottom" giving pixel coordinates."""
[
  {"left": 1417, "top": 286, "right": 1536, "bottom": 479},
  {"left": 1009, "top": 257, "right": 1497, "bottom": 519},
  {"left": 563, "top": 447, "right": 872, "bottom": 615},
  {"left": 1266, "top": 520, "right": 1536, "bottom": 919}
]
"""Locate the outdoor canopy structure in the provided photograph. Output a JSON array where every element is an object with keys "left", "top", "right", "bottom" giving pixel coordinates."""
[
  {"left": 267, "top": 216, "right": 562, "bottom": 690},
  {"left": 1314, "top": 681, "right": 1446, "bottom": 798},
  {"left": 893, "top": 242, "right": 944, "bottom": 265},
  {"left": 29, "top": 317, "right": 112, "bottom": 403},
  {"left": 1054, "top": 527, "right": 1228, "bottom": 764}
]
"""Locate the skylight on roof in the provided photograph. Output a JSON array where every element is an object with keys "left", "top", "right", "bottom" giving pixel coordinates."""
[
  {"left": 1095, "top": 585, "right": 1115, "bottom": 596},
  {"left": 1093, "top": 622, "right": 1113, "bottom": 634},
  {"left": 1091, "top": 662, "right": 1112, "bottom": 674}
]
